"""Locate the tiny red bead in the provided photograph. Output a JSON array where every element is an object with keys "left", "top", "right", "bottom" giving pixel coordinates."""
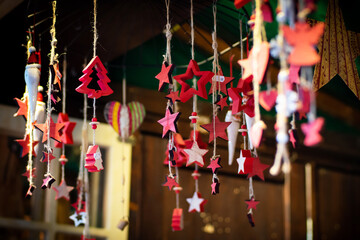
[
  {"left": 92, "top": 125, "right": 97, "bottom": 130},
  {"left": 241, "top": 125, "right": 246, "bottom": 129},
  {"left": 92, "top": 118, "right": 97, "bottom": 122}
]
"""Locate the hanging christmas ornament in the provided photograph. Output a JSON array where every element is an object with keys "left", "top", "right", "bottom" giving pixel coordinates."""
[
  {"left": 225, "top": 111, "right": 240, "bottom": 165},
  {"left": 186, "top": 191, "right": 207, "bottom": 213},
  {"left": 155, "top": 62, "right": 175, "bottom": 92}
]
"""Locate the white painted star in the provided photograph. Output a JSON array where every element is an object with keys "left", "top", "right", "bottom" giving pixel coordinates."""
[
  {"left": 69, "top": 211, "right": 87, "bottom": 227},
  {"left": 184, "top": 141, "right": 208, "bottom": 167},
  {"left": 52, "top": 180, "right": 74, "bottom": 200},
  {"left": 186, "top": 192, "right": 205, "bottom": 212},
  {"left": 236, "top": 150, "right": 247, "bottom": 174}
]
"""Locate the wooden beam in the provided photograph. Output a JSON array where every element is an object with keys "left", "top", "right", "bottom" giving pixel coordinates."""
[{"left": 0, "top": 0, "right": 23, "bottom": 19}]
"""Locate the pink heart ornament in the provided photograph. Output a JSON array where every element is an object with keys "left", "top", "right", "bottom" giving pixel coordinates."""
[{"left": 259, "top": 90, "right": 278, "bottom": 111}]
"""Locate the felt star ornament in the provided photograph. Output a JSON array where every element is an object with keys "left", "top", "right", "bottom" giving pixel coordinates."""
[
  {"left": 247, "top": 157, "right": 269, "bottom": 181},
  {"left": 69, "top": 211, "right": 87, "bottom": 227},
  {"left": 52, "top": 180, "right": 74, "bottom": 200},
  {"left": 157, "top": 108, "right": 181, "bottom": 138},
  {"left": 215, "top": 96, "right": 228, "bottom": 111},
  {"left": 209, "top": 69, "right": 234, "bottom": 95},
  {"left": 186, "top": 192, "right": 207, "bottom": 212},
  {"left": 14, "top": 97, "right": 28, "bottom": 119},
  {"left": 184, "top": 141, "right": 208, "bottom": 167},
  {"left": 301, "top": 117, "right": 324, "bottom": 146},
  {"left": 162, "top": 175, "right": 179, "bottom": 191},
  {"left": 228, "top": 88, "right": 243, "bottom": 115},
  {"left": 41, "top": 151, "right": 56, "bottom": 163},
  {"left": 15, "top": 134, "right": 39, "bottom": 157},
  {"left": 283, "top": 22, "right": 325, "bottom": 66},
  {"left": 34, "top": 117, "right": 65, "bottom": 143},
  {"left": 165, "top": 90, "right": 181, "bottom": 105},
  {"left": 200, "top": 116, "right": 231, "bottom": 143},
  {"left": 41, "top": 174, "right": 56, "bottom": 189},
  {"left": 71, "top": 199, "right": 86, "bottom": 214},
  {"left": 173, "top": 59, "right": 214, "bottom": 103},
  {"left": 245, "top": 197, "right": 260, "bottom": 210},
  {"left": 54, "top": 113, "right": 76, "bottom": 148},
  {"left": 22, "top": 168, "right": 36, "bottom": 179},
  {"left": 155, "top": 62, "right": 175, "bottom": 91},
  {"left": 207, "top": 157, "right": 222, "bottom": 174}
]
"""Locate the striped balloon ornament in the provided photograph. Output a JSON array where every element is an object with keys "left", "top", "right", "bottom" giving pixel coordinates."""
[{"left": 104, "top": 101, "right": 146, "bottom": 139}]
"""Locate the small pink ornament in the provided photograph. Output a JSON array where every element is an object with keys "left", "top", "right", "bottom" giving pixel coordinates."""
[{"left": 85, "top": 145, "right": 104, "bottom": 172}]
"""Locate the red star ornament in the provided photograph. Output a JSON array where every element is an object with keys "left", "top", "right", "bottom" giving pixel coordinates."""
[
  {"left": 236, "top": 149, "right": 253, "bottom": 174},
  {"left": 237, "top": 76, "right": 253, "bottom": 97},
  {"left": 22, "top": 168, "right": 36, "bottom": 179},
  {"left": 155, "top": 62, "right": 175, "bottom": 92},
  {"left": 41, "top": 151, "right": 56, "bottom": 163},
  {"left": 289, "top": 128, "right": 298, "bottom": 148},
  {"left": 184, "top": 141, "right": 208, "bottom": 167},
  {"left": 173, "top": 59, "right": 214, "bottom": 103},
  {"left": 289, "top": 64, "right": 301, "bottom": 84},
  {"left": 14, "top": 97, "right": 28, "bottom": 119},
  {"left": 54, "top": 113, "right": 76, "bottom": 148},
  {"left": 162, "top": 175, "right": 179, "bottom": 191},
  {"left": 215, "top": 96, "right": 228, "bottom": 111},
  {"left": 15, "top": 134, "right": 39, "bottom": 158},
  {"left": 301, "top": 117, "right": 324, "bottom": 146},
  {"left": 52, "top": 180, "right": 74, "bottom": 200},
  {"left": 76, "top": 56, "right": 113, "bottom": 99},
  {"left": 211, "top": 178, "right": 220, "bottom": 195},
  {"left": 200, "top": 116, "right": 231, "bottom": 143},
  {"left": 228, "top": 87, "right": 243, "bottom": 115},
  {"left": 34, "top": 117, "right": 65, "bottom": 143},
  {"left": 208, "top": 69, "right": 234, "bottom": 96},
  {"left": 157, "top": 108, "right": 181, "bottom": 138},
  {"left": 165, "top": 90, "right": 181, "bottom": 105},
  {"left": 245, "top": 197, "right": 260, "bottom": 210},
  {"left": 71, "top": 199, "right": 86, "bottom": 214},
  {"left": 41, "top": 174, "right": 56, "bottom": 189},
  {"left": 186, "top": 192, "right": 207, "bottom": 213},
  {"left": 247, "top": 157, "right": 269, "bottom": 181},
  {"left": 207, "top": 157, "right": 222, "bottom": 174},
  {"left": 25, "top": 184, "right": 36, "bottom": 199},
  {"left": 283, "top": 22, "right": 325, "bottom": 66}
]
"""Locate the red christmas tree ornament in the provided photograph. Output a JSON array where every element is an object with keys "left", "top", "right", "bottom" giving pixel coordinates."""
[
  {"left": 171, "top": 208, "right": 183, "bottom": 231},
  {"left": 85, "top": 145, "right": 104, "bottom": 172},
  {"left": 173, "top": 59, "right": 214, "bottom": 103},
  {"left": 76, "top": 56, "right": 113, "bottom": 99},
  {"left": 282, "top": 22, "right": 325, "bottom": 66}
]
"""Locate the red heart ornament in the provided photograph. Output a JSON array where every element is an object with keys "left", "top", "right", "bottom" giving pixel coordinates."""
[{"left": 259, "top": 90, "right": 277, "bottom": 111}]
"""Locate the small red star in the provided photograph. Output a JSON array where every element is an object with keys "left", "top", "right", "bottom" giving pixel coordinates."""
[
  {"left": 209, "top": 69, "right": 234, "bottom": 95},
  {"left": 165, "top": 90, "right": 181, "bottom": 105},
  {"left": 207, "top": 157, "right": 222, "bottom": 174},
  {"left": 15, "top": 134, "right": 39, "bottom": 157},
  {"left": 211, "top": 180, "right": 220, "bottom": 195},
  {"left": 51, "top": 63, "right": 62, "bottom": 89},
  {"left": 14, "top": 97, "right": 28, "bottom": 119},
  {"left": 155, "top": 62, "right": 175, "bottom": 91},
  {"left": 22, "top": 168, "right": 36, "bottom": 179},
  {"left": 162, "top": 175, "right": 179, "bottom": 191},
  {"left": 200, "top": 116, "right": 231, "bottom": 143},
  {"left": 215, "top": 96, "right": 228, "bottom": 111},
  {"left": 157, "top": 108, "right": 181, "bottom": 138},
  {"left": 72, "top": 198, "right": 86, "bottom": 214},
  {"left": 34, "top": 117, "right": 65, "bottom": 143},
  {"left": 173, "top": 59, "right": 214, "bottom": 103},
  {"left": 247, "top": 157, "right": 269, "bottom": 181},
  {"left": 245, "top": 197, "right": 260, "bottom": 210},
  {"left": 52, "top": 180, "right": 74, "bottom": 200},
  {"left": 227, "top": 88, "right": 243, "bottom": 115},
  {"left": 41, "top": 151, "right": 56, "bottom": 163},
  {"left": 55, "top": 113, "right": 76, "bottom": 147}
]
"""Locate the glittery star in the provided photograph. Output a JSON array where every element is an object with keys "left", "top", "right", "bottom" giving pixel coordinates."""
[
  {"left": 207, "top": 157, "right": 222, "bottom": 174},
  {"left": 41, "top": 151, "right": 56, "bottom": 163},
  {"left": 173, "top": 59, "right": 214, "bottom": 103},
  {"left": 186, "top": 192, "right": 207, "bottom": 212},
  {"left": 200, "top": 116, "right": 231, "bottom": 143},
  {"left": 41, "top": 175, "right": 56, "bottom": 189},
  {"left": 52, "top": 180, "right": 74, "bottom": 200},
  {"left": 184, "top": 141, "right": 208, "bottom": 167},
  {"left": 247, "top": 157, "right": 269, "bottom": 181},
  {"left": 15, "top": 134, "right": 39, "bottom": 158},
  {"left": 34, "top": 117, "right": 65, "bottom": 142},
  {"left": 162, "top": 175, "right": 179, "bottom": 191},
  {"left": 245, "top": 197, "right": 260, "bottom": 210},
  {"left": 155, "top": 62, "right": 175, "bottom": 92},
  {"left": 69, "top": 211, "right": 86, "bottom": 227},
  {"left": 14, "top": 97, "right": 28, "bottom": 119},
  {"left": 165, "top": 90, "right": 181, "bottom": 105},
  {"left": 157, "top": 108, "right": 181, "bottom": 138}
]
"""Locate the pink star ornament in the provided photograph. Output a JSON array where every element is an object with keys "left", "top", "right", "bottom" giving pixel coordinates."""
[
  {"left": 157, "top": 108, "right": 181, "bottom": 138},
  {"left": 301, "top": 117, "right": 324, "bottom": 146},
  {"left": 52, "top": 180, "right": 74, "bottom": 201}
]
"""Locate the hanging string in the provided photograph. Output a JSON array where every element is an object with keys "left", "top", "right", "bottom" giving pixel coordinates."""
[
  {"left": 93, "top": 0, "right": 98, "bottom": 58},
  {"left": 60, "top": 48, "right": 67, "bottom": 182},
  {"left": 45, "top": 0, "right": 58, "bottom": 176},
  {"left": 190, "top": 0, "right": 195, "bottom": 60}
]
